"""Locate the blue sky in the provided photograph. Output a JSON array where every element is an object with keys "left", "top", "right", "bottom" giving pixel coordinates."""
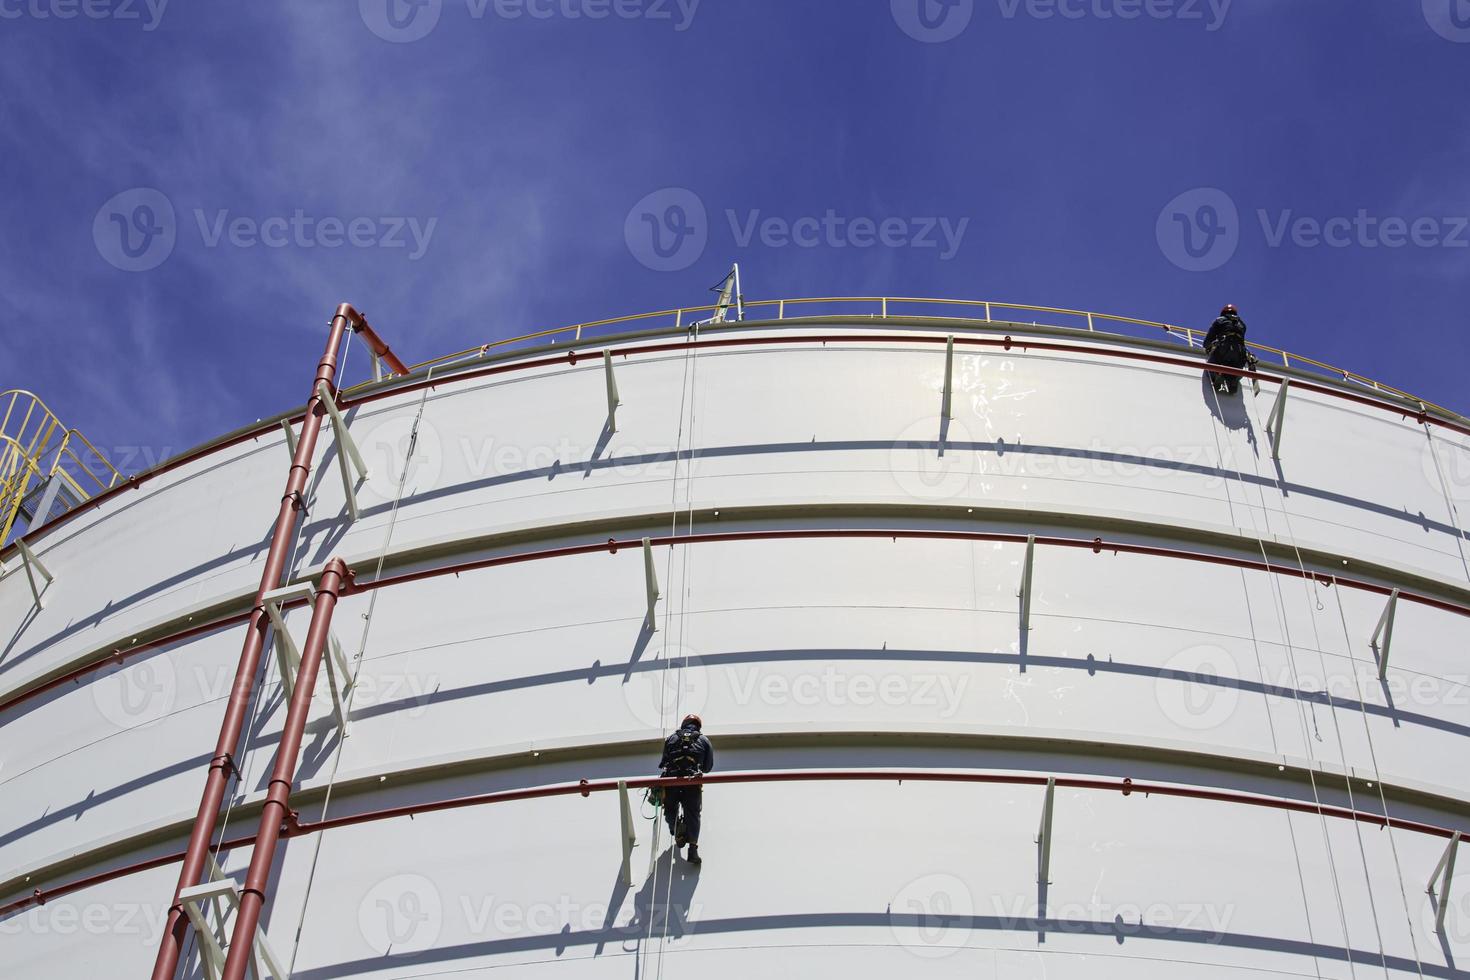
[{"left": 2, "top": 0, "right": 1467, "bottom": 470}]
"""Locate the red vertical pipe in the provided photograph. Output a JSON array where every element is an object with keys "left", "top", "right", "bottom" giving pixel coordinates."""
[
  {"left": 151, "top": 310, "right": 350, "bottom": 980},
  {"left": 218, "top": 558, "right": 348, "bottom": 980}
]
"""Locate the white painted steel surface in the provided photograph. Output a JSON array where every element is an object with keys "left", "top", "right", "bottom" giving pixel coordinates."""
[{"left": 3, "top": 320, "right": 1469, "bottom": 978}]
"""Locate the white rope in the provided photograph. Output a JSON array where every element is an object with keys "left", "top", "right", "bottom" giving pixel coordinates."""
[
  {"left": 1207, "top": 380, "right": 1358, "bottom": 974},
  {"left": 284, "top": 368, "right": 435, "bottom": 974},
  {"left": 1256, "top": 459, "right": 1399, "bottom": 975},
  {"left": 1332, "top": 576, "right": 1428, "bottom": 978},
  {"left": 641, "top": 328, "right": 702, "bottom": 978}
]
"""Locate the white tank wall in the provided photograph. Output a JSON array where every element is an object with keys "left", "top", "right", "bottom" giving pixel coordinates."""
[{"left": 2, "top": 321, "right": 1469, "bottom": 978}]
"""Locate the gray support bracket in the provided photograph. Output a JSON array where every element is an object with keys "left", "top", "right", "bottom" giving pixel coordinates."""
[
  {"left": 643, "top": 537, "right": 660, "bottom": 630},
  {"left": 1018, "top": 534, "right": 1035, "bottom": 633},
  {"left": 1036, "top": 776, "right": 1056, "bottom": 885},
  {"left": 1429, "top": 831, "right": 1461, "bottom": 933},
  {"left": 604, "top": 351, "right": 621, "bottom": 434},
  {"left": 33, "top": 473, "right": 65, "bottom": 528},
  {"left": 941, "top": 335, "right": 955, "bottom": 420},
  {"left": 618, "top": 779, "right": 637, "bottom": 887},
  {"left": 179, "top": 877, "right": 290, "bottom": 980},
  {"left": 280, "top": 418, "right": 298, "bottom": 461},
  {"left": 261, "top": 583, "right": 353, "bottom": 734},
  {"left": 316, "top": 381, "right": 370, "bottom": 521},
  {"left": 1372, "top": 588, "right": 1399, "bottom": 680},
  {"left": 1266, "top": 379, "right": 1290, "bottom": 460},
  {"left": 15, "top": 539, "right": 55, "bottom": 608}
]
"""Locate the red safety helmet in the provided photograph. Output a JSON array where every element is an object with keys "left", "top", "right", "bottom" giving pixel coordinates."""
[
  {"left": 1221, "top": 303, "right": 1239, "bottom": 316},
  {"left": 681, "top": 713, "right": 703, "bottom": 730}
]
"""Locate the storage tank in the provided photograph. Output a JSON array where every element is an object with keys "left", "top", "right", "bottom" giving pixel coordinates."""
[{"left": 2, "top": 297, "right": 1468, "bottom": 979}]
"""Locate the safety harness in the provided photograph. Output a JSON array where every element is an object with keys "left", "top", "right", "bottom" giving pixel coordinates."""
[{"left": 663, "top": 727, "right": 703, "bottom": 777}]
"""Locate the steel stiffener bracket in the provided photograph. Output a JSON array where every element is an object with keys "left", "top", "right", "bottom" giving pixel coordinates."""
[
  {"left": 605, "top": 351, "right": 621, "bottom": 434},
  {"left": 618, "top": 779, "right": 638, "bottom": 887},
  {"left": 1266, "top": 379, "right": 1290, "bottom": 461},
  {"left": 7, "top": 539, "right": 56, "bottom": 608},
  {"left": 179, "top": 876, "right": 290, "bottom": 980},
  {"left": 280, "top": 419, "right": 298, "bottom": 461},
  {"left": 1036, "top": 776, "right": 1056, "bottom": 885},
  {"left": 1018, "top": 534, "right": 1036, "bottom": 633},
  {"left": 1429, "top": 831, "right": 1461, "bottom": 933},
  {"left": 941, "top": 335, "right": 955, "bottom": 420},
  {"left": 261, "top": 583, "right": 353, "bottom": 734},
  {"left": 315, "top": 381, "right": 370, "bottom": 521},
  {"left": 1372, "top": 588, "right": 1399, "bottom": 680},
  {"left": 643, "top": 537, "right": 660, "bottom": 630},
  {"left": 33, "top": 474, "right": 65, "bottom": 530}
]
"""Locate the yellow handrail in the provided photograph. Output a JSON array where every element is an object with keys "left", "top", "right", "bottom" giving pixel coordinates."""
[
  {"left": 341, "top": 297, "right": 1458, "bottom": 423},
  {"left": 0, "top": 390, "right": 121, "bottom": 545}
]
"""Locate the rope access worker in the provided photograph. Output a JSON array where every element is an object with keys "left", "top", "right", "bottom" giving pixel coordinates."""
[
  {"left": 659, "top": 713, "right": 714, "bottom": 864},
  {"left": 1204, "top": 303, "right": 1256, "bottom": 395}
]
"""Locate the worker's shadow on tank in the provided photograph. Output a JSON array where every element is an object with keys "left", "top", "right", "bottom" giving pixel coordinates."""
[
  {"left": 594, "top": 846, "right": 700, "bottom": 957},
  {"left": 1201, "top": 373, "right": 1259, "bottom": 449}
]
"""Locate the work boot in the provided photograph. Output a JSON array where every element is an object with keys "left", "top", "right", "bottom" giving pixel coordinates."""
[
  {"left": 675, "top": 833, "right": 688, "bottom": 846},
  {"left": 686, "top": 844, "right": 702, "bottom": 865}
]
